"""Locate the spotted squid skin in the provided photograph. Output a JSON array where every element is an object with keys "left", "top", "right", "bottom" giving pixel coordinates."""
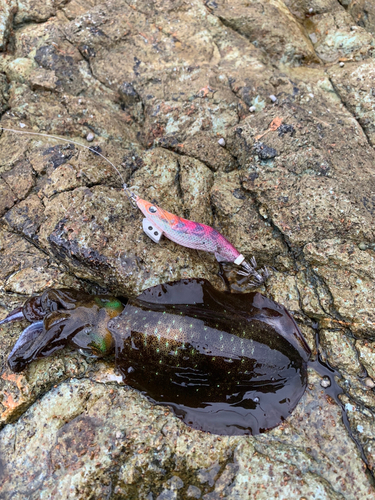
[
  {"left": 136, "top": 197, "right": 242, "bottom": 263},
  {"left": 2, "top": 281, "right": 311, "bottom": 435},
  {"left": 109, "top": 279, "right": 310, "bottom": 435}
]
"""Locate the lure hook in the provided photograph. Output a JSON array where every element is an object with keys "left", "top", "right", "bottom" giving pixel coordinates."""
[{"left": 237, "top": 257, "right": 270, "bottom": 286}]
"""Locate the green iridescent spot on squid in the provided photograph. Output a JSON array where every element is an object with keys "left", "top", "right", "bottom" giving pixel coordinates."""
[
  {"left": 90, "top": 335, "right": 111, "bottom": 354},
  {"left": 94, "top": 297, "right": 123, "bottom": 312}
]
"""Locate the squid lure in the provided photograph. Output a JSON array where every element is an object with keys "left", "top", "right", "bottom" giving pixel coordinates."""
[
  {"left": 123, "top": 186, "right": 269, "bottom": 285},
  {"left": 0, "top": 127, "right": 269, "bottom": 285}
]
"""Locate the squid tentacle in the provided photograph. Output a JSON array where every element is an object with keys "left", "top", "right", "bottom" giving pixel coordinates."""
[
  {"left": 8, "top": 321, "right": 45, "bottom": 372},
  {"left": 0, "top": 307, "right": 25, "bottom": 326}
]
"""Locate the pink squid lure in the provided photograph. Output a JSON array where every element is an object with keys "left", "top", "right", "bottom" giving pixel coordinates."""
[{"left": 128, "top": 190, "right": 269, "bottom": 286}]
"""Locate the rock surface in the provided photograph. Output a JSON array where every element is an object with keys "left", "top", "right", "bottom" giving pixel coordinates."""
[{"left": 1, "top": 0, "right": 375, "bottom": 498}]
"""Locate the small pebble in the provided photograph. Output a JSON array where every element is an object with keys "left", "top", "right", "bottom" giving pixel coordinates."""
[
  {"left": 19, "top": 122, "right": 26, "bottom": 128},
  {"left": 308, "top": 7, "right": 313, "bottom": 13},
  {"left": 339, "top": 62, "right": 345, "bottom": 67},
  {"left": 309, "top": 33, "right": 317, "bottom": 44},
  {"left": 167, "top": 476, "right": 184, "bottom": 489},
  {"left": 269, "top": 94, "right": 277, "bottom": 103},
  {"left": 249, "top": 106, "right": 256, "bottom": 112},
  {"left": 320, "top": 376, "right": 331, "bottom": 388},
  {"left": 217, "top": 138, "right": 226, "bottom": 147},
  {"left": 186, "top": 485, "right": 201, "bottom": 499},
  {"left": 86, "top": 132, "right": 95, "bottom": 142},
  {"left": 358, "top": 242, "right": 367, "bottom": 250},
  {"left": 365, "top": 377, "right": 375, "bottom": 389}
]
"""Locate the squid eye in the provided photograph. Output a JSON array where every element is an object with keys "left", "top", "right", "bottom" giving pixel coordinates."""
[{"left": 149, "top": 206, "right": 157, "bottom": 213}]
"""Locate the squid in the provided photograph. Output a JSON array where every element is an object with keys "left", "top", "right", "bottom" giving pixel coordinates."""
[{"left": 0, "top": 279, "right": 310, "bottom": 435}]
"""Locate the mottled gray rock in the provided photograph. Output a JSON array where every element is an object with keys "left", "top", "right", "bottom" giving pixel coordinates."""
[
  {"left": 284, "top": 0, "right": 342, "bottom": 19},
  {"left": 284, "top": 0, "right": 375, "bottom": 62},
  {"left": 214, "top": 0, "right": 317, "bottom": 65},
  {"left": 2, "top": 160, "right": 35, "bottom": 200},
  {"left": 348, "top": 0, "right": 375, "bottom": 35},
  {"left": 0, "top": 0, "right": 17, "bottom": 51},
  {"left": 0, "top": 74, "right": 9, "bottom": 115},
  {"left": 304, "top": 239, "right": 375, "bottom": 336},
  {"left": 14, "top": 0, "right": 59, "bottom": 25},
  {"left": 329, "top": 59, "right": 375, "bottom": 147},
  {"left": 1, "top": 0, "right": 375, "bottom": 497},
  {"left": 0, "top": 181, "right": 15, "bottom": 217},
  {"left": 0, "top": 370, "right": 373, "bottom": 499}
]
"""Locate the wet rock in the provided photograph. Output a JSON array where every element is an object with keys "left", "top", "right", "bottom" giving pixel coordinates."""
[
  {"left": 37, "top": 183, "right": 220, "bottom": 295},
  {"left": 14, "top": 0, "right": 57, "bottom": 25},
  {"left": 284, "top": 1, "right": 374, "bottom": 62},
  {"left": 0, "top": 0, "right": 17, "bottom": 51},
  {"left": 213, "top": 0, "right": 317, "bottom": 66},
  {"left": 305, "top": 11, "right": 373, "bottom": 62},
  {"left": 319, "top": 329, "right": 361, "bottom": 375},
  {"left": 210, "top": 171, "right": 287, "bottom": 274},
  {"left": 142, "top": 77, "right": 239, "bottom": 148},
  {"left": 0, "top": 180, "right": 16, "bottom": 217},
  {"left": 0, "top": 130, "right": 31, "bottom": 171},
  {"left": 4, "top": 195, "right": 46, "bottom": 240},
  {"left": 251, "top": 370, "right": 374, "bottom": 500},
  {"left": 329, "top": 60, "right": 375, "bottom": 147},
  {"left": 0, "top": 74, "right": 9, "bottom": 115},
  {"left": 283, "top": 0, "right": 340, "bottom": 19},
  {"left": 1, "top": 160, "right": 35, "bottom": 200},
  {"left": 41, "top": 143, "right": 76, "bottom": 170},
  {"left": 62, "top": 0, "right": 252, "bottom": 150},
  {"left": 341, "top": 394, "right": 375, "bottom": 474},
  {"left": 28, "top": 68, "right": 58, "bottom": 92},
  {"left": 0, "top": 370, "right": 373, "bottom": 499},
  {"left": 33, "top": 44, "right": 87, "bottom": 96},
  {"left": 178, "top": 156, "right": 214, "bottom": 224},
  {"left": 349, "top": 0, "right": 375, "bottom": 35},
  {"left": 118, "top": 82, "right": 140, "bottom": 106},
  {"left": 1, "top": 58, "right": 35, "bottom": 85},
  {"left": 356, "top": 340, "right": 375, "bottom": 380},
  {"left": 253, "top": 141, "right": 278, "bottom": 160},
  {"left": 266, "top": 272, "right": 301, "bottom": 314},
  {"left": 1, "top": 0, "right": 375, "bottom": 496},
  {"left": 0, "top": 230, "right": 79, "bottom": 296},
  {"left": 61, "top": 0, "right": 104, "bottom": 21},
  {"left": 239, "top": 70, "right": 375, "bottom": 250},
  {"left": 156, "top": 133, "right": 237, "bottom": 172},
  {"left": 304, "top": 239, "right": 375, "bottom": 336},
  {"left": 41, "top": 163, "right": 86, "bottom": 198}
]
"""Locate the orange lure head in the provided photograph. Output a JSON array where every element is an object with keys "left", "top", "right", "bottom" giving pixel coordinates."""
[{"left": 135, "top": 197, "right": 179, "bottom": 232}]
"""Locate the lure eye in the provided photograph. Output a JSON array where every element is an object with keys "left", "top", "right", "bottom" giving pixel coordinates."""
[{"left": 149, "top": 206, "right": 157, "bottom": 213}]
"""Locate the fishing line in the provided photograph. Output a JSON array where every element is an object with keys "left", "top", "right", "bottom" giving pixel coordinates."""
[{"left": 0, "top": 126, "right": 140, "bottom": 206}]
